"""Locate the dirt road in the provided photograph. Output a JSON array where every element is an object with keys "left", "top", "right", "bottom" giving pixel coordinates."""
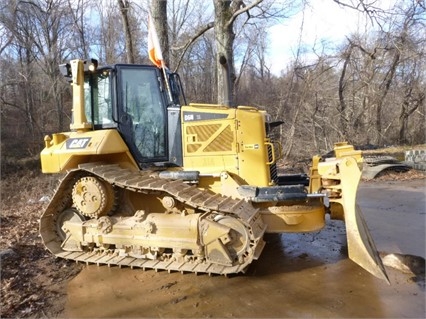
[{"left": 64, "top": 179, "right": 425, "bottom": 318}]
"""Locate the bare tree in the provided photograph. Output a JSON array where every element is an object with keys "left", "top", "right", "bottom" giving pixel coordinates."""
[
  {"left": 213, "top": 0, "right": 273, "bottom": 105},
  {"left": 91, "top": 1, "right": 121, "bottom": 63},
  {"left": 337, "top": 44, "right": 353, "bottom": 140},
  {"left": 1, "top": 0, "right": 75, "bottom": 131},
  {"left": 399, "top": 86, "right": 425, "bottom": 144},
  {"left": 117, "top": 0, "right": 135, "bottom": 63},
  {"left": 166, "top": 0, "right": 294, "bottom": 105},
  {"left": 151, "top": 0, "right": 169, "bottom": 66},
  {"left": 66, "top": 0, "right": 91, "bottom": 58},
  {"left": 331, "top": 0, "right": 426, "bottom": 145}
]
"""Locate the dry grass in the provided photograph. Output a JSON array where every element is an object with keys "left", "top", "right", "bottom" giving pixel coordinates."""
[
  {"left": 370, "top": 168, "right": 426, "bottom": 182},
  {"left": 1, "top": 164, "right": 81, "bottom": 318}
]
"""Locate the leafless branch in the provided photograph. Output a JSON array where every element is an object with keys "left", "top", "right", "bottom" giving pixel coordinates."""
[
  {"left": 226, "top": 0, "right": 264, "bottom": 28},
  {"left": 171, "top": 21, "right": 214, "bottom": 72}
]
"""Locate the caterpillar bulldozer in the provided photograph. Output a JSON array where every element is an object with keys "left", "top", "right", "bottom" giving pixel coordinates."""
[{"left": 39, "top": 59, "right": 388, "bottom": 281}]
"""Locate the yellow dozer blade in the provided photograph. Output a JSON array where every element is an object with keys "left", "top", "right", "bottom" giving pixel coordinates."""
[
  {"left": 315, "top": 145, "right": 390, "bottom": 283},
  {"left": 338, "top": 157, "right": 390, "bottom": 283}
]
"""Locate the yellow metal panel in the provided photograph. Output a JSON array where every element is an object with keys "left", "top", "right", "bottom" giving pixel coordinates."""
[
  {"left": 181, "top": 105, "right": 239, "bottom": 175},
  {"left": 260, "top": 201, "right": 325, "bottom": 233},
  {"left": 185, "top": 123, "right": 235, "bottom": 154},
  {"left": 235, "top": 107, "right": 271, "bottom": 187},
  {"left": 181, "top": 104, "right": 272, "bottom": 188},
  {"left": 41, "top": 129, "right": 138, "bottom": 173}
]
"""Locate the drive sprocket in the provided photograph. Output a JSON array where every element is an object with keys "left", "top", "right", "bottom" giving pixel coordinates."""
[{"left": 72, "top": 176, "right": 115, "bottom": 218}]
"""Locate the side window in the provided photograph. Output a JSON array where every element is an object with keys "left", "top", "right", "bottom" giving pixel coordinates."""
[
  {"left": 95, "top": 73, "right": 112, "bottom": 125},
  {"left": 120, "top": 68, "right": 166, "bottom": 159},
  {"left": 84, "top": 80, "right": 92, "bottom": 122},
  {"left": 84, "top": 71, "right": 113, "bottom": 126}
]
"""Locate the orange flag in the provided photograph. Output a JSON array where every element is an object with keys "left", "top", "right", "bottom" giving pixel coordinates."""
[{"left": 148, "top": 14, "right": 163, "bottom": 68}]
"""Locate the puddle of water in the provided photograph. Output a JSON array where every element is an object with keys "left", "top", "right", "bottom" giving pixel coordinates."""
[
  {"left": 65, "top": 233, "right": 424, "bottom": 318},
  {"left": 357, "top": 180, "right": 426, "bottom": 258},
  {"left": 65, "top": 181, "right": 425, "bottom": 318}
]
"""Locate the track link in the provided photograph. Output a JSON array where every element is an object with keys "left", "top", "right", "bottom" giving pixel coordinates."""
[{"left": 40, "top": 163, "right": 266, "bottom": 275}]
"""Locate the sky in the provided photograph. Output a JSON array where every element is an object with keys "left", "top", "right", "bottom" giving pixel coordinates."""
[{"left": 267, "top": 0, "right": 395, "bottom": 75}]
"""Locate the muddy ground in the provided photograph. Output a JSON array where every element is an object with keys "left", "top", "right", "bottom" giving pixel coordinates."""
[{"left": 1, "top": 171, "right": 425, "bottom": 318}]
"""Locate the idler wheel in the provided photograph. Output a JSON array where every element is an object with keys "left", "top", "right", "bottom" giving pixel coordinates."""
[
  {"left": 72, "top": 176, "right": 115, "bottom": 218},
  {"left": 214, "top": 216, "right": 250, "bottom": 262},
  {"left": 55, "top": 208, "right": 86, "bottom": 241}
]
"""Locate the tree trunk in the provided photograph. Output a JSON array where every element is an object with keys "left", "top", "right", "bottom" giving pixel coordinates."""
[
  {"left": 338, "top": 45, "right": 353, "bottom": 140},
  {"left": 399, "top": 90, "right": 425, "bottom": 144},
  {"left": 213, "top": 0, "right": 236, "bottom": 106},
  {"left": 151, "top": 0, "right": 169, "bottom": 66},
  {"left": 373, "top": 50, "right": 400, "bottom": 145},
  {"left": 117, "top": 0, "right": 135, "bottom": 64}
]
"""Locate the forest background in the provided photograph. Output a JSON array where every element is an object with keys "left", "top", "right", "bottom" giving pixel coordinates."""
[
  {"left": 1, "top": 0, "right": 425, "bottom": 168},
  {"left": 1, "top": 2, "right": 425, "bottom": 317}
]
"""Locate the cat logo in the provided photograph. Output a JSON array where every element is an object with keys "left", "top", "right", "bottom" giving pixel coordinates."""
[{"left": 66, "top": 138, "right": 91, "bottom": 149}]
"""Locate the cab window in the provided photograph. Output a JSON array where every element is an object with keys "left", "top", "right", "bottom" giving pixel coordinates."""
[
  {"left": 118, "top": 67, "right": 167, "bottom": 160},
  {"left": 84, "top": 70, "right": 114, "bottom": 127}
]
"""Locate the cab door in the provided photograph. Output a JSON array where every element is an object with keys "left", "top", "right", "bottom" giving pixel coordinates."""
[{"left": 116, "top": 65, "right": 169, "bottom": 164}]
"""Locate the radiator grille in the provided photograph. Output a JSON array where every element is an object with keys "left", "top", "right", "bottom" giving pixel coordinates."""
[
  {"left": 204, "top": 125, "right": 233, "bottom": 152},
  {"left": 186, "top": 124, "right": 233, "bottom": 153},
  {"left": 187, "top": 144, "right": 202, "bottom": 153},
  {"left": 187, "top": 124, "right": 221, "bottom": 142},
  {"left": 268, "top": 143, "right": 279, "bottom": 184}
]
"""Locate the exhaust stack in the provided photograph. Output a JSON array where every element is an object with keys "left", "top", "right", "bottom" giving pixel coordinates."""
[{"left": 219, "top": 54, "right": 233, "bottom": 107}]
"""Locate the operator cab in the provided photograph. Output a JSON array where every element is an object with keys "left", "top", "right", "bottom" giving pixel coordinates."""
[{"left": 82, "top": 63, "right": 185, "bottom": 167}]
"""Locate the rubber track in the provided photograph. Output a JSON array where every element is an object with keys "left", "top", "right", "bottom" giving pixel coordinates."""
[{"left": 40, "top": 163, "right": 266, "bottom": 275}]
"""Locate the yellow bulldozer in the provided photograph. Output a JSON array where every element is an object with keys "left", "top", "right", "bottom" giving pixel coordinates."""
[{"left": 39, "top": 59, "right": 388, "bottom": 281}]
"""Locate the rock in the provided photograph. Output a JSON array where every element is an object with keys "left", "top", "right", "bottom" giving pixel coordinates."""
[
  {"left": 39, "top": 195, "right": 50, "bottom": 203},
  {"left": 381, "top": 252, "right": 425, "bottom": 275},
  {"left": 0, "top": 249, "right": 18, "bottom": 260},
  {"left": 405, "top": 149, "right": 426, "bottom": 171}
]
